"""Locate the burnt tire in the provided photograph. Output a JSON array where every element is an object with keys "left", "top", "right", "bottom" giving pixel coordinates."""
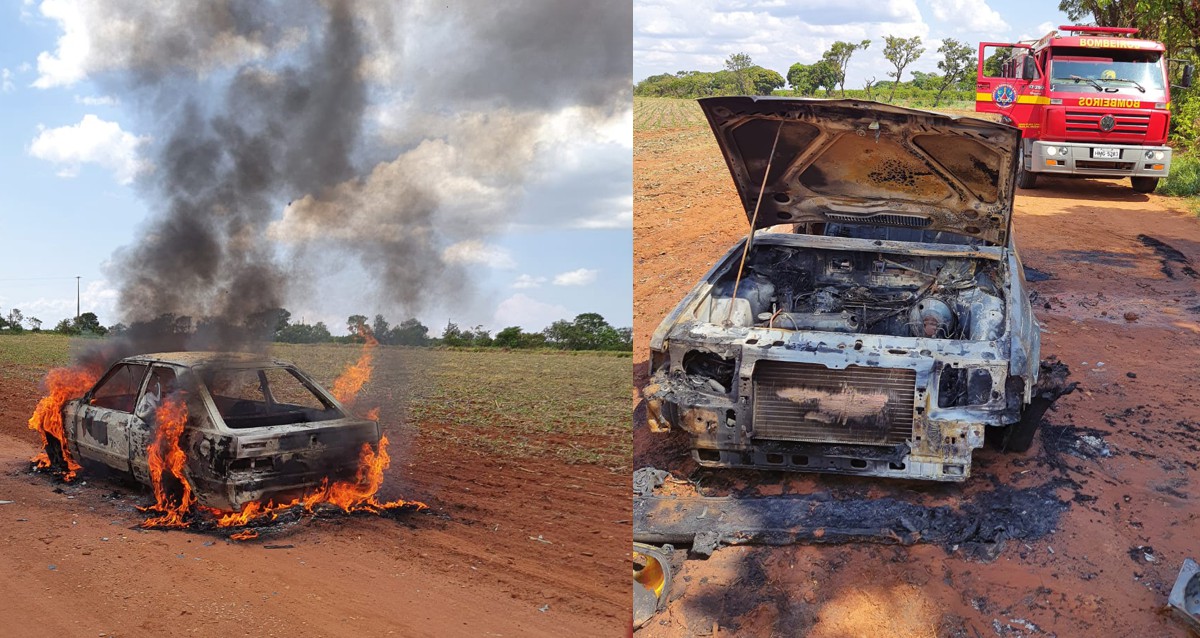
[
  {"left": 42, "top": 436, "right": 67, "bottom": 469},
  {"left": 1131, "top": 176, "right": 1159, "bottom": 193},
  {"left": 996, "top": 396, "right": 1054, "bottom": 453}
]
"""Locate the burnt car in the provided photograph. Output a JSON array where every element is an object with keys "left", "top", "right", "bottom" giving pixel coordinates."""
[
  {"left": 646, "top": 97, "right": 1042, "bottom": 481},
  {"left": 61, "top": 352, "right": 378, "bottom": 509}
]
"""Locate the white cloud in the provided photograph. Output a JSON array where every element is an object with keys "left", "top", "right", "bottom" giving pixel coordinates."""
[
  {"left": 512, "top": 274, "right": 547, "bottom": 289},
  {"left": 573, "top": 195, "right": 633, "bottom": 229},
  {"left": 441, "top": 240, "right": 517, "bottom": 270},
  {"left": 74, "top": 94, "right": 118, "bottom": 106},
  {"left": 928, "top": 0, "right": 1008, "bottom": 33},
  {"left": 32, "top": 0, "right": 275, "bottom": 88},
  {"left": 28, "top": 114, "right": 150, "bottom": 185},
  {"left": 553, "top": 268, "right": 598, "bottom": 286},
  {"left": 5, "top": 279, "right": 119, "bottom": 327},
  {"left": 1018, "top": 21, "right": 1057, "bottom": 42},
  {"left": 33, "top": 0, "right": 91, "bottom": 88},
  {"left": 493, "top": 293, "right": 570, "bottom": 331},
  {"left": 1, "top": 68, "right": 13, "bottom": 93}
]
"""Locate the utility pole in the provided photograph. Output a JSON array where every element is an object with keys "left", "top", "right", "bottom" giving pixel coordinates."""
[{"left": 76, "top": 276, "right": 80, "bottom": 319}]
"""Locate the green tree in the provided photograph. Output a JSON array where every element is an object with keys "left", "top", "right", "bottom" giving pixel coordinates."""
[
  {"left": 276, "top": 321, "right": 332, "bottom": 343},
  {"left": 493, "top": 326, "right": 524, "bottom": 348},
  {"left": 823, "top": 40, "right": 871, "bottom": 97},
  {"left": 544, "top": 313, "right": 625, "bottom": 351},
  {"left": 75, "top": 312, "right": 106, "bottom": 335},
  {"left": 724, "top": 52, "right": 755, "bottom": 94},
  {"left": 787, "top": 62, "right": 817, "bottom": 94},
  {"left": 441, "top": 321, "right": 469, "bottom": 347},
  {"left": 346, "top": 314, "right": 369, "bottom": 339},
  {"left": 28, "top": 316, "right": 42, "bottom": 332},
  {"left": 246, "top": 307, "right": 290, "bottom": 338},
  {"left": 935, "top": 38, "right": 975, "bottom": 107},
  {"left": 372, "top": 314, "right": 391, "bottom": 343},
  {"left": 883, "top": 35, "right": 925, "bottom": 102},
  {"left": 748, "top": 66, "right": 786, "bottom": 95},
  {"left": 909, "top": 70, "right": 942, "bottom": 91},
  {"left": 392, "top": 318, "right": 430, "bottom": 346}
]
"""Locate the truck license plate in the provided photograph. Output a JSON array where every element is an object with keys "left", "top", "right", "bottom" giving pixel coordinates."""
[{"left": 1093, "top": 148, "right": 1120, "bottom": 159}]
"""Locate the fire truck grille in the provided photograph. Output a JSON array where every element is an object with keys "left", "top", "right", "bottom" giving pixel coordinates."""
[
  {"left": 1065, "top": 111, "right": 1150, "bottom": 135},
  {"left": 751, "top": 361, "right": 916, "bottom": 445},
  {"left": 1076, "top": 160, "right": 1135, "bottom": 170}
]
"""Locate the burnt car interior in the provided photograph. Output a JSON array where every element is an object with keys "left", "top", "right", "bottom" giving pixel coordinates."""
[
  {"left": 90, "top": 363, "right": 149, "bottom": 412},
  {"left": 203, "top": 367, "right": 343, "bottom": 429}
]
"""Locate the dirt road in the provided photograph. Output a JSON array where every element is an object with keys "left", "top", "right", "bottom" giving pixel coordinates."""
[
  {"left": 0, "top": 368, "right": 628, "bottom": 637},
  {"left": 633, "top": 120, "right": 1200, "bottom": 636}
]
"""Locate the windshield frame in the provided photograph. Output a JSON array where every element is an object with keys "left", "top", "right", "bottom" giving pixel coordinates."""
[{"left": 1047, "top": 47, "right": 1167, "bottom": 96}]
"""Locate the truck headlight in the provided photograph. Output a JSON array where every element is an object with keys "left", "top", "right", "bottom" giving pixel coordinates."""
[
  {"left": 1145, "top": 150, "right": 1165, "bottom": 160},
  {"left": 1044, "top": 146, "right": 1059, "bottom": 156}
]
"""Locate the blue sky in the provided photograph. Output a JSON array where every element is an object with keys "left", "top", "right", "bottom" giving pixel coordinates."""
[
  {"left": 635, "top": 0, "right": 1074, "bottom": 85},
  {"left": 0, "top": 1, "right": 632, "bottom": 336}
]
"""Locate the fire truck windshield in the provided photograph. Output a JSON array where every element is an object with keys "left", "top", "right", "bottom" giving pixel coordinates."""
[{"left": 1048, "top": 48, "right": 1165, "bottom": 94}]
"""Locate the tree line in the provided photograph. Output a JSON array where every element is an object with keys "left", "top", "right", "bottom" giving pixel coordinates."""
[
  {"left": 634, "top": 37, "right": 976, "bottom": 108},
  {"left": 0, "top": 306, "right": 633, "bottom": 352}
]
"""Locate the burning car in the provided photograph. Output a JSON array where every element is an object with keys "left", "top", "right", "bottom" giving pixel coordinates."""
[
  {"left": 55, "top": 352, "right": 380, "bottom": 510},
  {"left": 646, "top": 97, "right": 1043, "bottom": 481}
]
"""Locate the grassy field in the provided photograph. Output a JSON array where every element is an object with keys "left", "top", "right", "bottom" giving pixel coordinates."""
[
  {"left": 1, "top": 334, "right": 631, "bottom": 471},
  {"left": 634, "top": 97, "right": 708, "bottom": 131},
  {"left": 633, "top": 96, "right": 997, "bottom": 133}
]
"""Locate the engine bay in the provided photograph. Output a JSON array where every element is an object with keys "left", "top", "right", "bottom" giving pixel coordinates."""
[{"left": 695, "top": 244, "right": 1007, "bottom": 341}]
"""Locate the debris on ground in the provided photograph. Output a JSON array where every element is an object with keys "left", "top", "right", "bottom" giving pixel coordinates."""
[
  {"left": 634, "top": 467, "right": 670, "bottom": 497},
  {"left": 634, "top": 481, "right": 1070, "bottom": 562}
]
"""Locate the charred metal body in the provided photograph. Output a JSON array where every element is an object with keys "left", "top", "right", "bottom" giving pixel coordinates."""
[
  {"left": 61, "top": 352, "right": 379, "bottom": 510},
  {"left": 647, "top": 97, "right": 1041, "bottom": 481}
]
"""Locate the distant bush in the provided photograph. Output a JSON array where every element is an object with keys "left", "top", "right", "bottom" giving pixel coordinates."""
[{"left": 1159, "top": 152, "right": 1200, "bottom": 197}]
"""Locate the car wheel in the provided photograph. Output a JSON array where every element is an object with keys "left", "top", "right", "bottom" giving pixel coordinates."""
[{"left": 1131, "top": 176, "right": 1159, "bottom": 193}]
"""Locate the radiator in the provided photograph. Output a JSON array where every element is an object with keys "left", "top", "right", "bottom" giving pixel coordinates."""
[{"left": 752, "top": 361, "right": 916, "bottom": 445}]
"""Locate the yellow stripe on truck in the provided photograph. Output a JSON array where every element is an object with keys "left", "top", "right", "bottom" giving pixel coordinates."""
[{"left": 976, "top": 93, "right": 1051, "bottom": 105}]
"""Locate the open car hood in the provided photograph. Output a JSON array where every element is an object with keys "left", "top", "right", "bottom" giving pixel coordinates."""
[{"left": 699, "top": 97, "right": 1020, "bottom": 245}]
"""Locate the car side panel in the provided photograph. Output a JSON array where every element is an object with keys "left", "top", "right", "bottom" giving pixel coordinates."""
[{"left": 74, "top": 403, "right": 134, "bottom": 472}]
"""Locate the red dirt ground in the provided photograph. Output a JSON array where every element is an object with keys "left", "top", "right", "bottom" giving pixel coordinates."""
[
  {"left": 634, "top": 123, "right": 1200, "bottom": 637},
  {"left": 0, "top": 372, "right": 628, "bottom": 637}
]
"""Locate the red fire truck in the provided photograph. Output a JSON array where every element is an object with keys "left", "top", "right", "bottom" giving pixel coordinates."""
[{"left": 976, "top": 25, "right": 1192, "bottom": 192}]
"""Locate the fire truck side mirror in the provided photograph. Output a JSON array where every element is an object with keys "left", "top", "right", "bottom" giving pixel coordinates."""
[
  {"left": 1022, "top": 57, "right": 1037, "bottom": 81},
  {"left": 1183, "top": 64, "right": 1194, "bottom": 89}
]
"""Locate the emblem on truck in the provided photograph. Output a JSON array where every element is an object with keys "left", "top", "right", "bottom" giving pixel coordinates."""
[
  {"left": 1099, "top": 114, "right": 1116, "bottom": 132},
  {"left": 992, "top": 84, "right": 1017, "bottom": 109}
]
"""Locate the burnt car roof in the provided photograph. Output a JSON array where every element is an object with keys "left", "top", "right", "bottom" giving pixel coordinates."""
[
  {"left": 121, "top": 351, "right": 294, "bottom": 368},
  {"left": 698, "top": 96, "right": 1021, "bottom": 246}
]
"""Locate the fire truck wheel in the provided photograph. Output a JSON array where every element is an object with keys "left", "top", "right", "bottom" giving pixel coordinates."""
[
  {"left": 1016, "top": 162, "right": 1038, "bottom": 189},
  {"left": 1131, "top": 176, "right": 1159, "bottom": 193}
]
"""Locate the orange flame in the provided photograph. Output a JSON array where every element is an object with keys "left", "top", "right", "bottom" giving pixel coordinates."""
[
  {"left": 229, "top": 529, "right": 259, "bottom": 541},
  {"left": 140, "top": 395, "right": 196, "bottom": 528},
  {"left": 203, "top": 435, "right": 426, "bottom": 530},
  {"left": 331, "top": 328, "right": 377, "bottom": 404},
  {"left": 28, "top": 366, "right": 99, "bottom": 481}
]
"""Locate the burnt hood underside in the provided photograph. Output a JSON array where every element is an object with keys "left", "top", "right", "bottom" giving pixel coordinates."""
[{"left": 699, "top": 97, "right": 1021, "bottom": 245}]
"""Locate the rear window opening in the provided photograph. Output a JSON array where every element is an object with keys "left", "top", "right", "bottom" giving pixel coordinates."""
[{"left": 204, "top": 366, "right": 343, "bottom": 428}]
